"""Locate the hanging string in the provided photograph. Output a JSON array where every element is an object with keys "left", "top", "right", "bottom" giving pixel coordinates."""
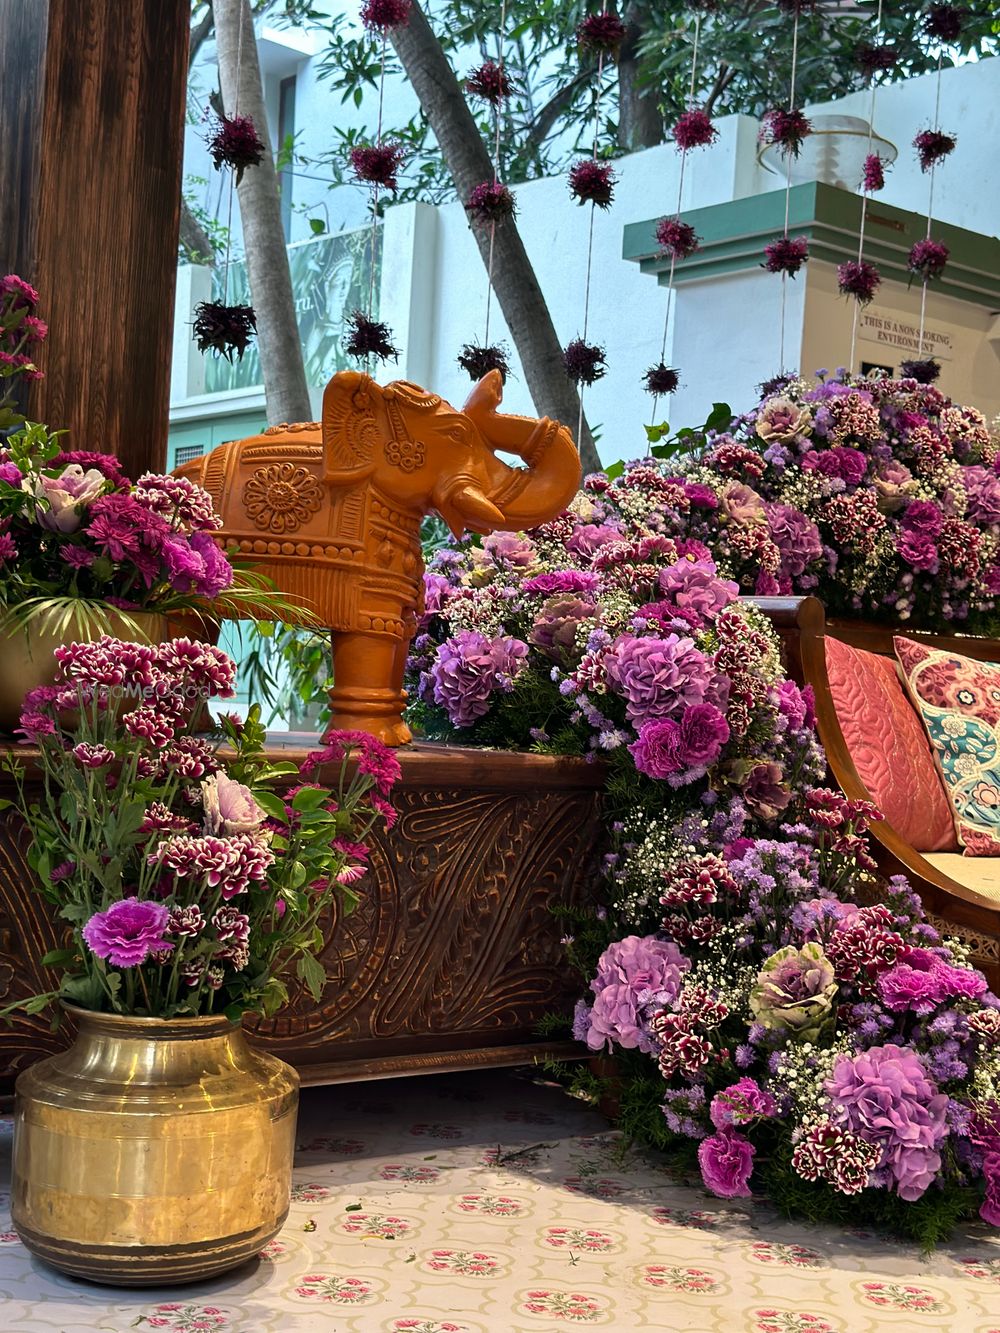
[
  {"left": 648, "top": 13, "right": 701, "bottom": 426},
  {"left": 364, "top": 32, "right": 389, "bottom": 353},
  {"left": 848, "top": 0, "right": 885, "bottom": 372},
  {"left": 221, "top": 4, "right": 247, "bottom": 308},
  {"left": 576, "top": 45, "right": 607, "bottom": 445},
  {"left": 483, "top": 0, "right": 509, "bottom": 349},
  {"left": 777, "top": 9, "right": 801, "bottom": 373},
  {"left": 917, "top": 50, "right": 944, "bottom": 357}
]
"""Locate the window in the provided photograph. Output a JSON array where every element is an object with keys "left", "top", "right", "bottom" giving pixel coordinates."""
[{"left": 174, "top": 443, "right": 206, "bottom": 467}]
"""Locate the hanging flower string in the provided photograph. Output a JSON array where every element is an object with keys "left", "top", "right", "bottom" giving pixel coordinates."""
[
  {"left": 564, "top": 6, "right": 627, "bottom": 446},
  {"left": 458, "top": 0, "right": 514, "bottom": 382},
  {"left": 915, "top": 4, "right": 961, "bottom": 363},
  {"left": 349, "top": 0, "right": 412, "bottom": 368},
  {"left": 647, "top": 12, "right": 713, "bottom": 421},
  {"left": 197, "top": 8, "right": 258, "bottom": 362},
  {"left": 844, "top": 0, "right": 890, "bottom": 369},
  {"left": 761, "top": 4, "right": 810, "bottom": 372}
]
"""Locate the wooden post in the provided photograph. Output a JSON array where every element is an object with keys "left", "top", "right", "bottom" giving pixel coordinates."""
[{"left": 0, "top": 0, "right": 190, "bottom": 478}]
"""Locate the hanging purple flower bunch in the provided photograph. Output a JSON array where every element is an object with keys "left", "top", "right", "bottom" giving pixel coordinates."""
[
  {"left": 923, "top": 4, "right": 965, "bottom": 41},
  {"left": 349, "top": 142, "right": 406, "bottom": 192},
  {"left": 899, "top": 357, "right": 942, "bottom": 383},
  {"left": 465, "top": 181, "right": 517, "bottom": 227},
  {"left": 206, "top": 114, "right": 266, "bottom": 184},
  {"left": 862, "top": 153, "right": 886, "bottom": 193},
  {"left": 576, "top": 11, "right": 627, "bottom": 57},
  {"left": 457, "top": 342, "right": 511, "bottom": 383},
  {"left": 563, "top": 339, "right": 607, "bottom": 386},
  {"left": 568, "top": 160, "right": 616, "bottom": 209},
  {"left": 760, "top": 108, "right": 813, "bottom": 158},
  {"left": 763, "top": 236, "right": 809, "bottom": 277},
  {"left": 192, "top": 302, "right": 257, "bottom": 362},
  {"left": 908, "top": 238, "right": 950, "bottom": 282},
  {"left": 837, "top": 260, "right": 881, "bottom": 305},
  {"left": 360, "top": 0, "right": 411, "bottom": 31},
  {"left": 672, "top": 109, "right": 718, "bottom": 152},
  {"left": 643, "top": 363, "right": 680, "bottom": 396},
  {"left": 914, "top": 129, "right": 957, "bottom": 172},
  {"left": 466, "top": 59, "right": 514, "bottom": 103},
  {"left": 855, "top": 42, "right": 897, "bottom": 81},
  {"left": 656, "top": 217, "right": 700, "bottom": 260},
  {"left": 345, "top": 311, "right": 399, "bottom": 363}
]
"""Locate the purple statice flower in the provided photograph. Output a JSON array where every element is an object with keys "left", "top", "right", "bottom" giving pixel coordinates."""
[
  {"left": 826, "top": 1044, "right": 949, "bottom": 1200},
  {"left": 657, "top": 559, "right": 738, "bottom": 623},
  {"left": 662, "top": 1085, "right": 709, "bottom": 1139},
  {"left": 709, "top": 1078, "right": 777, "bottom": 1130},
  {"left": 82, "top": 897, "right": 172, "bottom": 967},
  {"left": 698, "top": 1130, "right": 755, "bottom": 1198},
  {"left": 602, "top": 633, "right": 716, "bottom": 726},
  {"left": 571, "top": 998, "right": 592, "bottom": 1043},
  {"left": 585, "top": 934, "right": 689, "bottom": 1054},
  {"left": 522, "top": 570, "right": 599, "bottom": 595},
  {"left": 427, "top": 630, "right": 528, "bottom": 728},
  {"left": 765, "top": 502, "right": 823, "bottom": 577}
]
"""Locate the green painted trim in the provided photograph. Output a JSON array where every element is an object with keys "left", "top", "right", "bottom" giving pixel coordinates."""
[{"left": 623, "top": 181, "right": 1000, "bottom": 307}]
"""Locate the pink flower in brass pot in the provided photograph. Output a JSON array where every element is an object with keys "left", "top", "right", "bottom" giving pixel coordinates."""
[
  {"left": 33, "top": 464, "right": 108, "bottom": 532},
  {"left": 82, "top": 897, "right": 173, "bottom": 967}
]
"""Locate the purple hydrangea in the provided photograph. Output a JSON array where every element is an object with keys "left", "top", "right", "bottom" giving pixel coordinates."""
[
  {"left": 603, "top": 633, "right": 718, "bottom": 726},
  {"left": 827, "top": 1044, "right": 949, "bottom": 1201},
  {"left": 81, "top": 897, "right": 173, "bottom": 967},
  {"left": 428, "top": 630, "right": 528, "bottom": 728},
  {"left": 585, "top": 934, "right": 689, "bottom": 1053}
]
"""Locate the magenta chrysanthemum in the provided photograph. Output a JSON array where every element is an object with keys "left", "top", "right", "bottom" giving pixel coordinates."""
[
  {"left": 345, "top": 310, "right": 399, "bottom": 363},
  {"left": 855, "top": 42, "right": 897, "bottom": 80},
  {"left": 913, "top": 128, "right": 957, "bottom": 173},
  {"left": 862, "top": 153, "right": 886, "bottom": 193},
  {"left": 763, "top": 236, "right": 809, "bottom": 276},
  {"left": 643, "top": 364, "right": 680, "bottom": 396},
  {"left": 465, "top": 59, "right": 514, "bottom": 103},
  {"left": 568, "top": 159, "right": 616, "bottom": 208},
  {"left": 760, "top": 108, "right": 812, "bottom": 158},
  {"left": 360, "top": 0, "right": 411, "bottom": 31},
  {"left": 563, "top": 339, "right": 607, "bottom": 386},
  {"left": 908, "top": 238, "right": 950, "bottom": 281},
  {"left": 837, "top": 260, "right": 881, "bottom": 305},
  {"left": 577, "top": 12, "right": 627, "bottom": 56},
  {"left": 655, "top": 217, "right": 700, "bottom": 260},
  {"left": 672, "top": 109, "right": 717, "bottom": 152},
  {"left": 457, "top": 342, "right": 511, "bottom": 383},
  {"left": 899, "top": 357, "right": 941, "bottom": 383},
  {"left": 192, "top": 301, "right": 256, "bottom": 362},
  {"left": 465, "top": 180, "right": 516, "bottom": 226},
  {"left": 923, "top": 4, "right": 965, "bottom": 42},
  {"left": 206, "top": 114, "right": 265, "bottom": 183},
  {"left": 0, "top": 273, "right": 39, "bottom": 310},
  {"left": 349, "top": 142, "right": 405, "bottom": 192}
]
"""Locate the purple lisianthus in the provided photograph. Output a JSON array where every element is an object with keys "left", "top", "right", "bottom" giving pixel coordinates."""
[
  {"left": 697, "top": 1130, "right": 755, "bottom": 1198},
  {"left": 428, "top": 629, "right": 528, "bottom": 728},
  {"left": 765, "top": 502, "right": 823, "bottom": 577},
  {"left": 603, "top": 633, "right": 715, "bottom": 726},
  {"left": 709, "top": 1078, "right": 777, "bottom": 1130},
  {"left": 657, "top": 559, "right": 738, "bottom": 623},
  {"left": 586, "top": 934, "right": 689, "bottom": 1053},
  {"left": 827, "top": 1044, "right": 948, "bottom": 1201},
  {"left": 630, "top": 717, "right": 683, "bottom": 779},
  {"left": 81, "top": 897, "right": 173, "bottom": 967},
  {"left": 522, "top": 569, "right": 599, "bottom": 596}
]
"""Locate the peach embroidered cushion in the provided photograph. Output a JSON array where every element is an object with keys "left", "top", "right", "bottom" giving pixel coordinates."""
[{"left": 824, "top": 636, "right": 956, "bottom": 852}]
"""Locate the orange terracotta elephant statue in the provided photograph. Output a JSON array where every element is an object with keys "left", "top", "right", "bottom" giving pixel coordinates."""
[{"left": 175, "top": 369, "right": 581, "bottom": 744}]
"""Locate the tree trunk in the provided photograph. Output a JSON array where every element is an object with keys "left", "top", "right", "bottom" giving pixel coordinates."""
[
  {"left": 214, "top": 0, "right": 311, "bottom": 425},
  {"left": 618, "top": 4, "right": 664, "bottom": 151},
  {"left": 390, "top": 2, "right": 601, "bottom": 475}
]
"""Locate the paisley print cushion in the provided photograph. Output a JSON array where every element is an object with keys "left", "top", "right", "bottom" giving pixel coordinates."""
[
  {"left": 825, "top": 637, "right": 956, "bottom": 852},
  {"left": 895, "top": 635, "right": 1000, "bottom": 856}
]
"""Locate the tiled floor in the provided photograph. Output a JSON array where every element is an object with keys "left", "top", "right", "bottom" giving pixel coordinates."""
[{"left": 1, "top": 1070, "right": 998, "bottom": 1332}]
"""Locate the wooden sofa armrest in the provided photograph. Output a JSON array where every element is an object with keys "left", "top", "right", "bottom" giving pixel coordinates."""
[{"left": 749, "top": 596, "right": 1000, "bottom": 987}]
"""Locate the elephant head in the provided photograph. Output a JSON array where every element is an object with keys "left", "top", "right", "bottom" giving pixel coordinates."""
[{"left": 322, "top": 369, "right": 581, "bottom": 536}]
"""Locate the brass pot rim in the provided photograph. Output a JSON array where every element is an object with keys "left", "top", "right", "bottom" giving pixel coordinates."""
[{"left": 60, "top": 1002, "right": 239, "bottom": 1041}]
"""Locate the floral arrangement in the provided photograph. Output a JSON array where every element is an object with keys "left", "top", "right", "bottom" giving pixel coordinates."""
[
  {"left": 406, "top": 461, "right": 1000, "bottom": 1241},
  {"left": 0, "top": 421, "right": 293, "bottom": 640},
  {"left": 5, "top": 636, "right": 399, "bottom": 1019}
]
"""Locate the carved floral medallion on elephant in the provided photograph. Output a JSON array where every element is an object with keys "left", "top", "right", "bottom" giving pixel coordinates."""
[{"left": 176, "top": 369, "right": 581, "bottom": 744}]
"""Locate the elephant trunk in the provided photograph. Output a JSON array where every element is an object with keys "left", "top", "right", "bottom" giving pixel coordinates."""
[{"left": 488, "top": 418, "right": 582, "bottom": 531}]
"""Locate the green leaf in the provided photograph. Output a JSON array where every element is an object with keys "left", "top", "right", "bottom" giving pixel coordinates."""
[
  {"left": 703, "top": 401, "right": 733, "bottom": 434},
  {"left": 291, "top": 786, "right": 330, "bottom": 812},
  {"left": 253, "top": 789, "right": 289, "bottom": 822},
  {"left": 644, "top": 421, "right": 668, "bottom": 442},
  {"left": 295, "top": 952, "right": 327, "bottom": 1002},
  {"left": 308, "top": 217, "right": 326, "bottom": 235},
  {"left": 604, "top": 460, "right": 624, "bottom": 482},
  {"left": 345, "top": 1202, "right": 362, "bottom": 1211},
  {"left": 40, "top": 949, "right": 78, "bottom": 967}
]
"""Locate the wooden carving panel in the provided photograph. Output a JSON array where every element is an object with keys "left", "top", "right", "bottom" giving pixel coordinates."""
[{"left": 0, "top": 746, "right": 604, "bottom": 1089}]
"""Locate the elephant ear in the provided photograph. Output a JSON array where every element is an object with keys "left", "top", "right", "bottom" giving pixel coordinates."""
[{"left": 321, "top": 371, "right": 378, "bottom": 483}]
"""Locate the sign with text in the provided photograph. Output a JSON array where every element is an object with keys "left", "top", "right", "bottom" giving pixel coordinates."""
[{"left": 858, "top": 310, "right": 954, "bottom": 360}]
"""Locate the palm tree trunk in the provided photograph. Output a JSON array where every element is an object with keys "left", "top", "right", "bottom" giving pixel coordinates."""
[
  {"left": 390, "top": 2, "right": 601, "bottom": 475},
  {"left": 213, "top": 0, "right": 311, "bottom": 425}
]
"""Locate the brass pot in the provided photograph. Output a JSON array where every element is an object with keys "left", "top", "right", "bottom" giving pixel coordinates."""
[
  {"left": 11, "top": 1007, "right": 299, "bottom": 1286},
  {"left": 0, "top": 609, "right": 168, "bottom": 732}
]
